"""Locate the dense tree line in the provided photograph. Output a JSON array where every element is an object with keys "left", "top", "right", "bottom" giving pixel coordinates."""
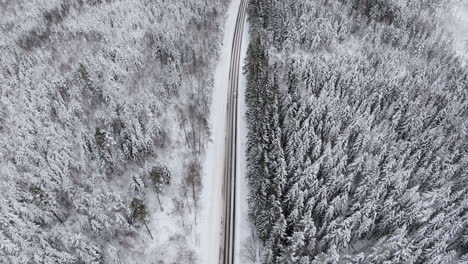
[
  {"left": 0, "top": 0, "right": 227, "bottom": 263},
  {"left": 245, "top": 0, "right": 468, "bottom": 263}
]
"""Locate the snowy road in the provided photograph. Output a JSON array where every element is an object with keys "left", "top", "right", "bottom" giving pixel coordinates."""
[
  {"left": 221, "top": 0, "right": 247, "bottom": 263},
  {"left": 199, "top": 0, "right": 247, "bottom": 264}
]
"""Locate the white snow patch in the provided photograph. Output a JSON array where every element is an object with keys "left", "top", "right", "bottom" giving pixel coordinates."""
[
  {"left": 444, "top": 1, "right": 468, "bottom": 63},
  {"left": 198, "top": 0, "right": 242, "bottom": 264}
]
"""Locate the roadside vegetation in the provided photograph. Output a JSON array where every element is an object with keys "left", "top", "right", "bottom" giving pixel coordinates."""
[
  {"left": 245, "top": 0, "right": 468, "bottom": 263},
  {"left": 0, "top": 0, "right": 227, "bottom": 263}
]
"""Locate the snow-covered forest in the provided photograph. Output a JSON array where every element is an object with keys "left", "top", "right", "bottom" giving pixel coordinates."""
[
  {"left": 245, "top": 0, "right": 468, "bottom": 263},
  {"left": 0, "top": 0, "right": 228, "bottom": 263}
]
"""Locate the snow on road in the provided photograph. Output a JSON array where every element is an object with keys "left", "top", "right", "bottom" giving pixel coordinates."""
[{"left": 199, "top": 0, "right": 242, "bottom": 263}]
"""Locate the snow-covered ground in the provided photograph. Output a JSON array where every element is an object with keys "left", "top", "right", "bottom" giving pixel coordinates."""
[
  {"left": 444, "top": 0, "right": 468, "bottom": 63},
  {"left": 198, "top": 0, "right": 242, "bottom": 263}
]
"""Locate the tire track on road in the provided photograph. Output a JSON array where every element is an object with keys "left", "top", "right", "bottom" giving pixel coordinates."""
[{"left": 221, "top": 0, "right": 247, "bottom": 263}]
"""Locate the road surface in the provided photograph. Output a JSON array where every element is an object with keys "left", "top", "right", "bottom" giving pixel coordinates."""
[{"left": 221, "top": 0, "right": 247, "bottom": 263}]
